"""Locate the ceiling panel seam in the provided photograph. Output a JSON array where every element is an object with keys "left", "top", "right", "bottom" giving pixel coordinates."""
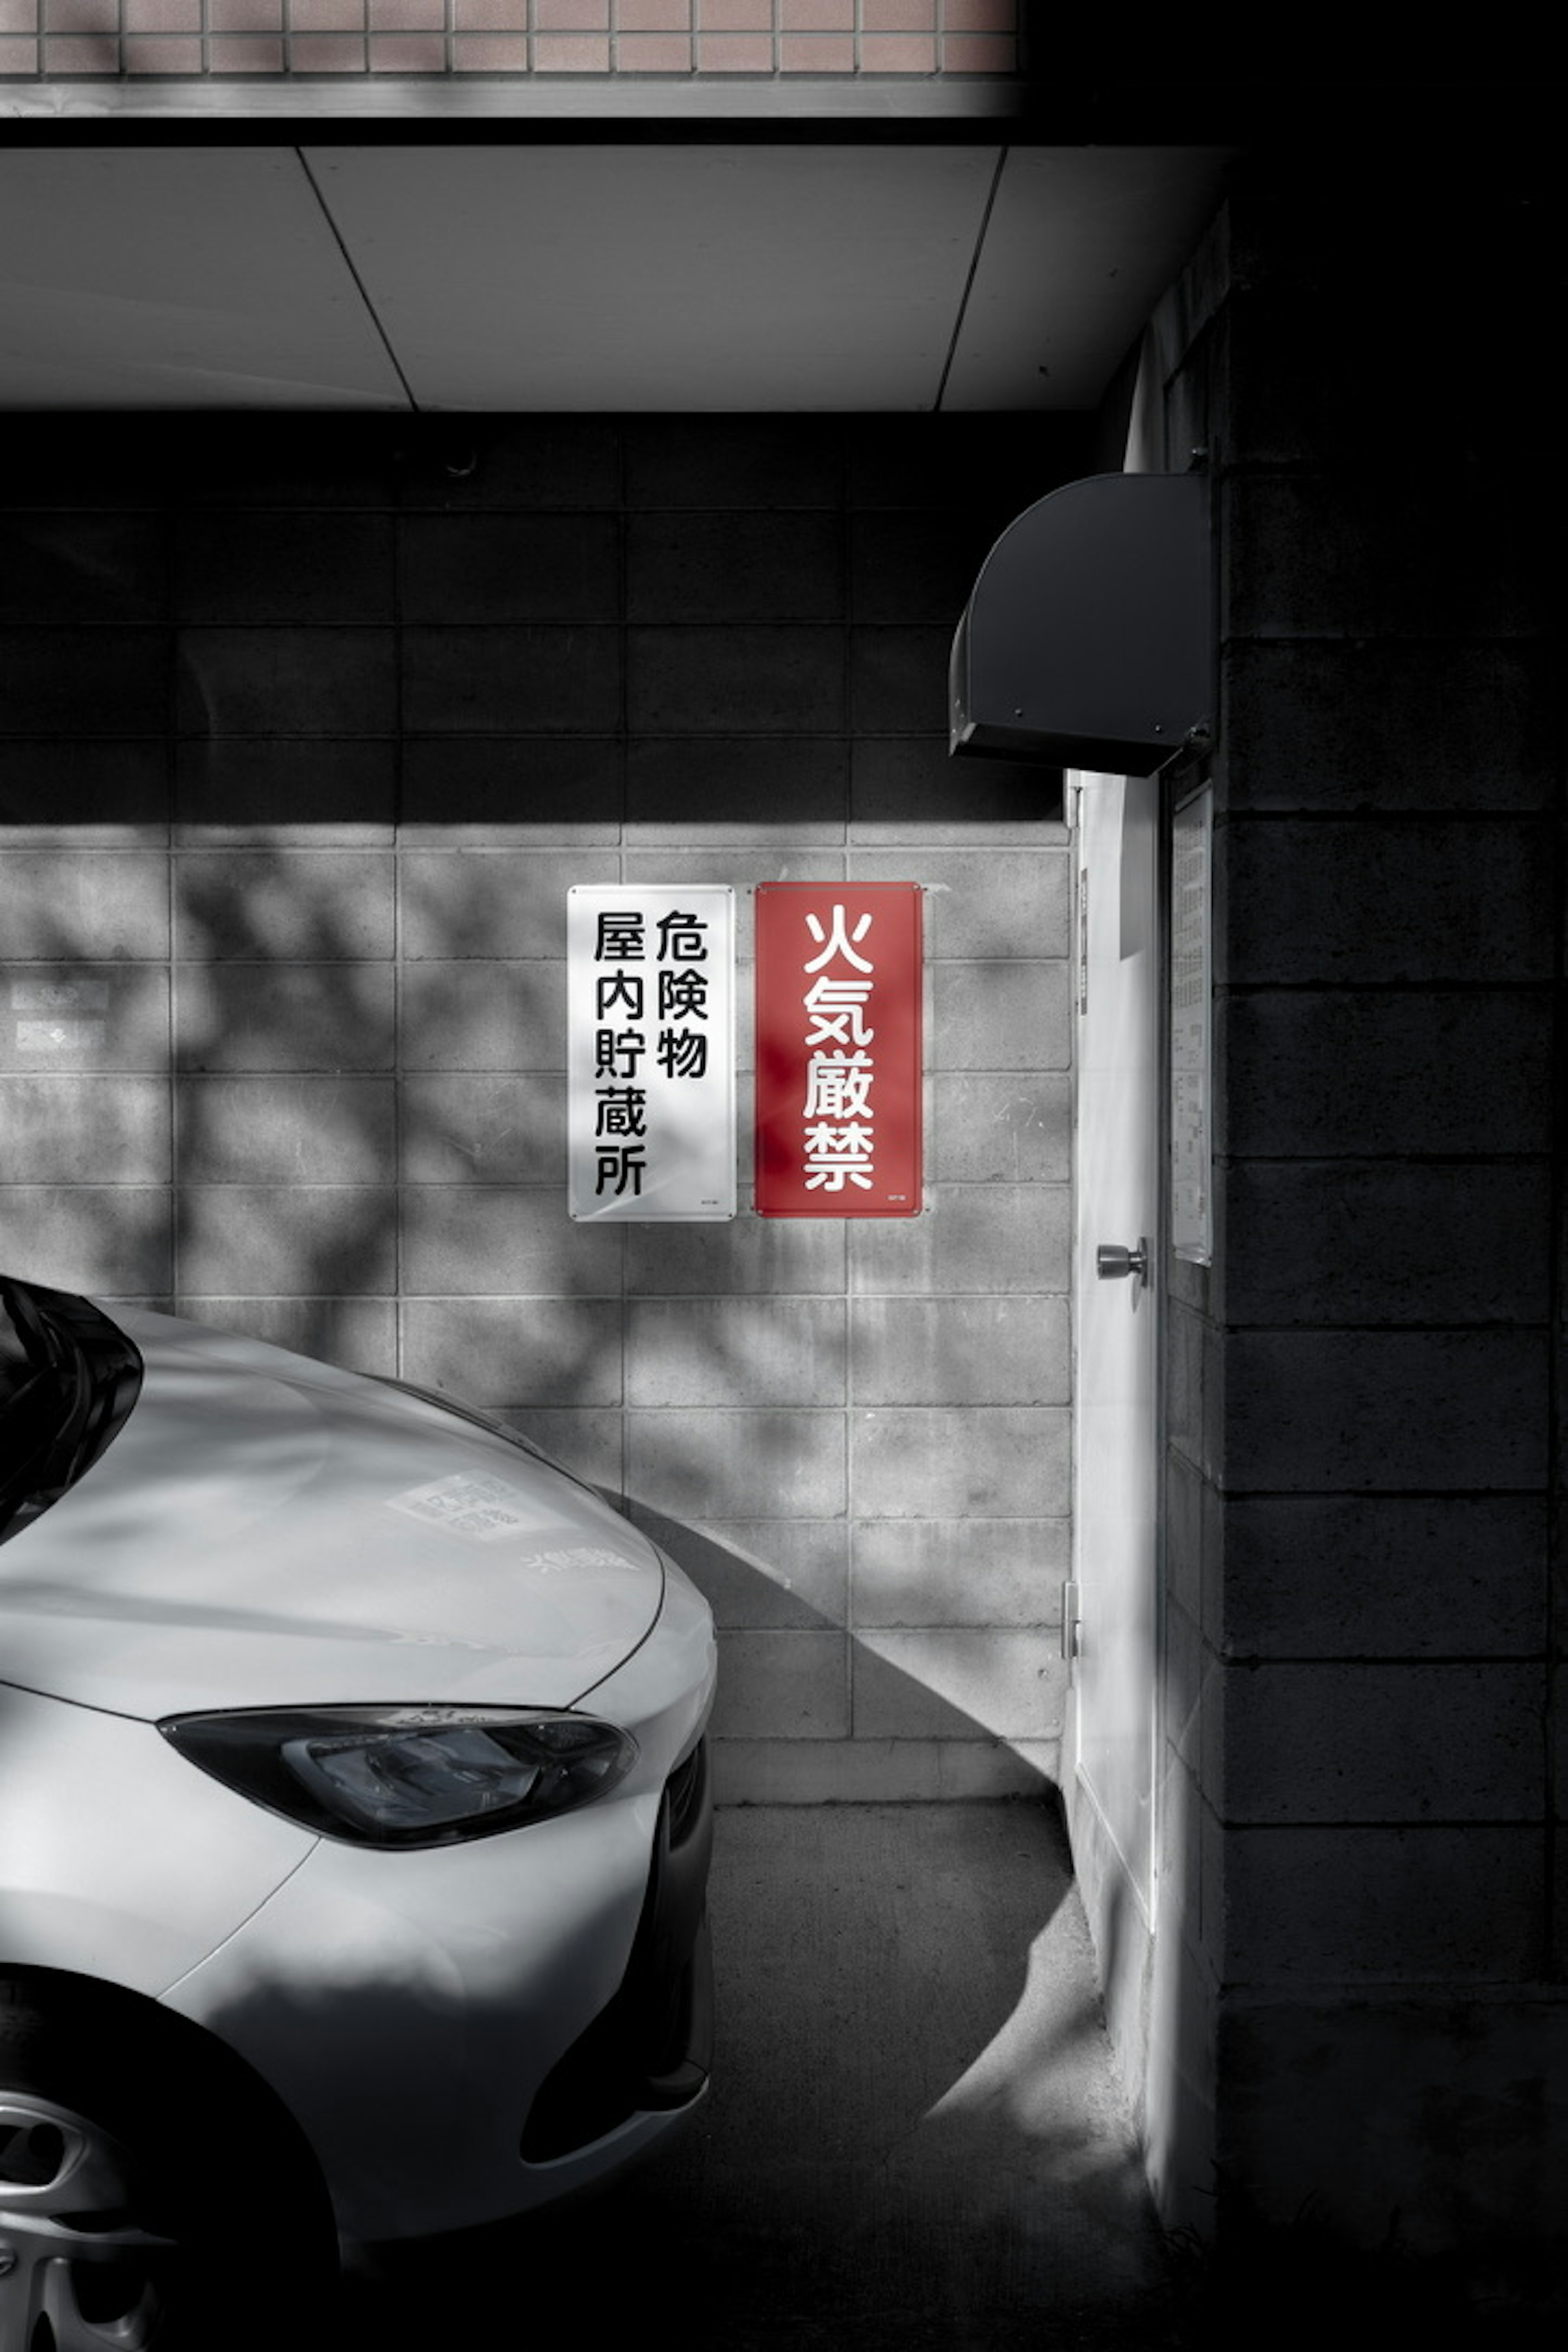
[
  {"left": 294, "top": 145, "right": 420, "bottom": 414},
  {"left": 934, "top": 143, "right": 1008, "bottom": 414}
]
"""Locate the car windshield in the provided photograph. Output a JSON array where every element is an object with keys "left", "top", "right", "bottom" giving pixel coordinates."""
[{"left": 0, "top": 1276, "right": 144, "bottom": 1550}]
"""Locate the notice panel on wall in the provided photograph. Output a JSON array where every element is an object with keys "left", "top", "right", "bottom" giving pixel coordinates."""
[
  {"left": 1170, "top": 784, "right": 1212, "bottom": 1263},
  {"left": 567, "top": 885, "right": 736, "bottom": 1221},
  {"left": 755, "top": 881, "right": 922, "bottom": 1218}
]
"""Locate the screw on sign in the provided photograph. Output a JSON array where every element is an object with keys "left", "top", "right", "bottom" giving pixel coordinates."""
[{"left": 755, "top": 884, "right": 922, "bottom": 1220}]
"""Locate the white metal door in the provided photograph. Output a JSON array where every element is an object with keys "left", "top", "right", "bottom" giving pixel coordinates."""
[{"left": 1071, "top": 770, "right": 1160, "bottom": 1920}]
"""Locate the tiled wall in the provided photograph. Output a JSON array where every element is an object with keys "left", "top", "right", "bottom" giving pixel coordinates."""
[
  {"left": 0, "top": 412, "right": 1082, "bottom": 1802},
  {"left": 0, "top": 0, "right": 1018, "bottom": 78}
]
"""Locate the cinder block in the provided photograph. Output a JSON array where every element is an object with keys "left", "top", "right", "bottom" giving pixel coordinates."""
[
  {"left": 849, "top": 510, "right": 997, "bottom": 625},
  {"left": 175, "top": 628, "right": 395, "bottom": 736},
  {"left": 175, "top": 739, "right": 394, "bottom": 844},
  {"left": 1225, "top": 472, "right": 1545, "bottom": 642},
  {"left": 176, "top": 964, "right": 394, "bottom": 1073},
  {"left": 626, "top": 1209, "right": 846, "bottom": 1298},
  {"left": 626, "top": 1297, "right": 845, "bottom": 1408},
  {"left": 0, "top": 854, "right": 169, "bottom": 962},
  {"left": 931, "top": 961, "right": 1070, "bottom": 1071},
  {"left": 399, "top": 962, "right": 566, "bottom": 1073},
  {"left": 399, "top": 1074, "right": 566, "bottom": 1185},
  {"left": 1, "top": 967, "right": 168, "bottom": 1071},
  {"left": 401, "top": 739, "right": 621, "bottom": 845},
  {"left": 628, "top": 626, "right": 843, "bottom": 735},
  {"left": 930, "top": 1075, "right": 1070, "bottom": 1183},
  {"left": 709, "top": 1737, "right": 1056, "bottom": 1802},
  {"left": 846, "top": 411, "right": 1085, "bottom": 514},
  {"left": 401, "top": 1296, "right": 624, "bottom": 1408},
  {"left": 1224, "top": 1329, "right": 1547, "bottom": 1492},
  {"left": 0, "top": 1186, "right": 171, "bottom": 1294},
  {"left": 853, "top": 1629, "right": 1066, "bottom": 1741},
  {"left": 398, "top": 513, "right": 618, "bottom": 625},
  {"left": 850, "top": 737, "right": 1067, "bottom": 848},
  {"left": 174, "top": 1075, "right": 394, "bottom": 1185},
  {"left": 1163, "top": 1597, "right": 1205, "bottom": 1775},
  {"left": 0, "top": 513, "right": 168, "bottom": 625},
  {"left": 850, "top": 1294, "right": 1068, "bottom": 1405},
  {"left": 628, "top": 513, "right": 842, "bottom": 623},
  {"left": 0, "top": 742, "right": 169, "bottom": 842},
  {"left": 851, "top": 1184, "right": 1069, "bottom": 1295},
  {"left": 400, "top": 1186, "right": 622, "bottom": 1297},
  {"left": 0, "top": 1075, "right": 170, "bottom": 1184},
  {"left": 625, "top": 1510, "right": 849, "bottom": 1628},
  {"left": 853, "top": 1519, "right": 1068, "bottom": 1627},
  {"left": 494, "top": 1407, "right": 624, "bottom": 1495},
  {"left": 1223, "top": 1825, "right": 1545, "bottom": 1983},
  {"left": 1220, "top": 1494, "right": 1547, "bottom": 1659},
  {"left": 401, "top": 626, "right": 620, "bottom": 734},
  {"left": 852, "top": 1406, "right": 1069, "bottom": 1518},
  {"left": 1221, "top": 1160, "right": 1552, "bottom": 1327},
  {"left": 175, "top": 513, "right": 395, "bottom": 624},
  {"left": 1221, "top": 819, "right": 1554, "bottom": 985},
  {"left": 176, "top": 1294, "right": 396, "bottom": 1378},
  {"left": 401, "top": 849, "right": 617, "bottom": 961},
  {"left": 1222, "top": 1661, "right": 1545, "bottom": 1825},
  {"left": 1219, "top": 991, "right": 1552, "bottom": 1156},
  {"left": 396, "top": 421, "right": 619, "bottom": 511},
  {"left": 849, "top": 626, "right": 951, "bottom": 735},
  {"left": 0, "top": 627, "right": 170, "bottom": 737},
  {"left": 174, "top": 851, "right": 392, "bottom": 962},
  {"left": 624, "top": 417, "right": 839, "bottom": 511},
  {"left": 177, "top": 418, "right": 399, "bottom": 510},
  {"left": 848, "top": 847, "right": 1069, "bottom": 960},
  {"left": 625, "top": 1408, "right": 846, "bottom": 1520},
  {"left": 1222, "top": 641, "right": 1557, "bottom": 812},
  {"left": 176, "top": 1187, "right": 396, "bottom": 1298},
  {"left": 709, "top": 1629, "right": 850, "bottom": 1739},
  {"left": 627, "top": 738, "right": 846, "bottom": 844}
]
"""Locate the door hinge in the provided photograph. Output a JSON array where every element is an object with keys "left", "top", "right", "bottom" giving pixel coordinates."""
[{"left": 1060, "top": 1579, "right": 1081, "bottom": 1663}]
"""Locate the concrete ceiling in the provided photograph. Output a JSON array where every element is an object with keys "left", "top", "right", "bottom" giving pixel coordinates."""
[{"left": 0, "top": 142, "right": 1231, "bottom": 412}]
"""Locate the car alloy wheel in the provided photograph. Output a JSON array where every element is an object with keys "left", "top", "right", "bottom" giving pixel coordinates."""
[{"left": 0, "top": 2089, "right": 174, "bottom": 2350}]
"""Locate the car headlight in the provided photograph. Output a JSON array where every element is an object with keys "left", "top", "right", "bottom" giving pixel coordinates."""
[{"left": 160, "top": 1705, "right": 637, "bottom": 1849}]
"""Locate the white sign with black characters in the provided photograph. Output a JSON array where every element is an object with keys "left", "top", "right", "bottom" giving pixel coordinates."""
[{"left": 566, "top": 884, "right": 737, "bottom": 1222}]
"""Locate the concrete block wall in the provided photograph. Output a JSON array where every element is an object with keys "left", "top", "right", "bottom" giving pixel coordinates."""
[
  {"left": 1153, "top": 139, "right": 1565, "bottom": 2277},
  {"left": 0, "top": 412, "right": 1083, "bottom": 1804}
]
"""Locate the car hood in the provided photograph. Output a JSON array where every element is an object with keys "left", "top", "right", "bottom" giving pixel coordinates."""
[{"left": 0, "top": 1304, "right": 664, "bottom": 1721}]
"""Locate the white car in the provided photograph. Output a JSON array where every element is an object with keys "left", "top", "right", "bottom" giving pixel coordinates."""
[{"left": 0, "top": 1274, "right": 716, "bottom": 2350}]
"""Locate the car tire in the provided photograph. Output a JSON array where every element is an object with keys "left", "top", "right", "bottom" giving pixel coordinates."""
[{"left": 0, "top": 1977, "right": 339, "bottom": 2352}]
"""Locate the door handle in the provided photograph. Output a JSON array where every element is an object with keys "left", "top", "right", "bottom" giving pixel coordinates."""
[{"left": 1096, "top": 1239, "right": 1149, "bottom": 1285}]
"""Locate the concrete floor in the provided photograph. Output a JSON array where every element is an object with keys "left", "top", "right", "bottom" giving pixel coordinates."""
[{"left": 332, "top": 1799, "right": 1184, "bottom": 2348}]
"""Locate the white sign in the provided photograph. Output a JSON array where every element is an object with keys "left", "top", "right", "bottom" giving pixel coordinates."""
[
  {"left": 567, "top": 884, "right": 736, "bottom": 1222},
  {"left": 1170, "top": 784, "right": 1212, "bottom": 1263}
]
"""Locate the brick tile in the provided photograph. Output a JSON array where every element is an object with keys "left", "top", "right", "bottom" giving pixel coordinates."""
[
  {"left": 709, "top": 1630, "right": 849, "bottom": 1738},
  {"left": 627, "top": 513, "right": 842, "bottom": 624},
  {"left": 626, "top": 1510, "right": 848, "bottom": 1628},
  {"left": 0, "top": 744, "right": 167, "bottom": 842},
  {"left": 697, "top": 0, "right": 768, "bottom": 23},
  {"left": 399, "top": 514, "right": 618, "bottom": 626},
  {"left": 534, "top": 31, "right": 610, "bottom": 63},
  {"left": 175, "top": 964, "right": 394, "bottom": 1073},
  {"left": 941, "top": 0, "right": 1013, "bottom": 25},
  {"left": 615, "top": 0, "right": 688, "bottom": 25},
  {"left": 175, "top": 1076, "right": 394, "bottom": 1185},
  {"left": 851, "top": 1295, "right": 1068, "bottom": 1405},
  {"left": 624, "top": 419, "right": 839, "bottom": 512},
  {"left": 851, "top": 1183, "right": 1068, "bottom": 1294},
  {"left": 175, "top": 630, "right": 395, "bottom": 737},
  {"left": 626, "top": 739, "right": 845, "bottom": 844},
  {"left": 401, "top": 848, "right": 615, "bottom": 960},
  {"left": 206, "top": 0, "right": 281, "bottom": 24},
  {"left": 396, "top": 423, "right": 620, "bottom": 512},
  {"left": 780, "top": 0, "right": 851, "bottom": 23},
  {"left": 494, "top": 1408, "right": 621, "bottom": 1493},
  {"left": 399, "top": 962, "right": 566, "bottom": 1072},
  {"left": 930, "top": 1075, "right": 1069, "bottom": 1183},
  {"left": 627, "top": 1298, "right": 846, "bottom": 1406},
  {"left": 174, "top": 740, "right": 394, "bottom": 843},
  {"left": 626, "top": 1408, "right": 846, "bottom": 1519},
  {"left": 860, "top": 32, "right": 936, "bottom": 67},
  {"left": 938, "top": 30, "right": 1011, "bottom": 67},
  {"left": 368, "top": 0, "right": 442, "bottom": 18},
  {"left": 175, "top": 514, "right": 393, "bottom": 626},
  {"left": 0, "top": 515, "right": 167, "bottom": 626},
  {"left": 854, "top": 1630, "right": 1064, "bottom": 1741},
  {"left": 850, "top": 626, "right": 951, "bottom": 735},
  {"left": 616, "top": 31, "right": 690, "bottom": 63},
  {"left": 626, "top": 1210, "right": 845, "bottom": 1296},
  {"left": 0, "top": 1075, "right": 170, "bottom": 1184},
  {"left": 402, "top": 627, "right": 620, "bottom": 734},
  {"left": 931, "top": 960, "right": 1069, "bottom": 1072},
  {"left": 854, "top": 1519, "right": 1067, "bottom": 1627},
  {"left": 1, "top": 967, "right": 167, "bottom": 1071},
  {"left": 286, "top": 31, "right": 366, "bottom": 63},
  {"left": 401, "top": 1296, "right": 624, "bottom": 1407},
  {"left": 201, "top": 34, "right": 280, "bottom": 64},
  {"left": 849, "top": 847, "right": 1068, "bottom": 958},
  {"left": 851, "top": 737, "right": 1066, "bottom": 846},
  {"left": 369, "top": 30, "right": 445, "bottom": 62},
  {"left": 0, "top": 1186, "right": 171, "bottom": 1294},
  {"left": 0, "top": 853, "right": 168, "bottom": 961},
  {"left": 1225, "top": 1827, "right": 1544, "bottom": 1982},
  {"left": 177, "top": 1295, "right": 396, "bottom": 1377},
  {"left": 628, "top": 626, "right": 842, "bottom": 735},
  {"left": 779, "top": 33, "right": 853, "bottom": 67},
  {"left": 40, "top": 33, "right": 119, "bottom": 66},
  {"left": 177, "top": 1187, "right": 396, "bottom": 1298},
  {"left": 174, "top": 852, "right": 393, "bottom": 962},
  {"left": 852, "top": 1407, "right": 1069, "bottom": 1518},
  {"left": 399, "top": 1074, "right": 566, "bottom": 1185},
  {"left": 710, "top": 1737, "right": 1054, "bottom": 1803},
  {"left": 400, "top": 1187, "right": 622, "bottom": 1296},
  {"left": 849, "top": 510, "right": 998, "bottom": 627}
]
